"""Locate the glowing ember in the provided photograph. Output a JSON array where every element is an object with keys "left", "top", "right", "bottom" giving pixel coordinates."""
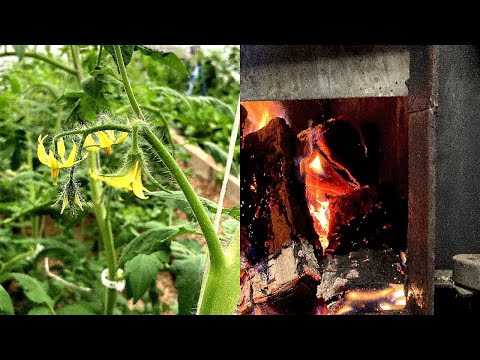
[
  {"left": 241, "top": 101, "right": 286, "bottom": 135},
  {"left": 335, "top": 284, "right": 406, "bottom": 314},
  {"left": 309, "top": 154, "right": 324, "bottom": 175}
]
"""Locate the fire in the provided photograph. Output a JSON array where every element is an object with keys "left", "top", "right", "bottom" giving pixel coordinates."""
[
  {"left": 241, "top": 101, "right": 286, "bottom": 135},
  {"left": 309, "top": 154, "right": 324, "bottom": 175},
  {"left": 335, "top": 284, "right": 406, "bottom": 314}
]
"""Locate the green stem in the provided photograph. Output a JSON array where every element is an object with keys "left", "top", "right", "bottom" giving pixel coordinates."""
[
  {"left": 87, "top": 155, "right": 117, "bottom": 315},
  {"left": 69, "top": 45, "right": 117, "bottom": 315},
  {"left": 113, "top": 46, "right": 142, "bottom": 119},
  {"left": 142, "top": 127, "right": 225, "bottom": 270},
  {"left": 96, "top": 46, "right": 103, "bottom": 68},
  {"left": 52, "top": 124, "right": 131, "bottom": 144},
  {"left": 0, "top": 52, "right": 77, "bottom": 75},
  {"left": 114, "top": 44, "right": 234, "bottom": 313},
  {"left": 70, "top": 45, "right": 83, "bottom": 82}
]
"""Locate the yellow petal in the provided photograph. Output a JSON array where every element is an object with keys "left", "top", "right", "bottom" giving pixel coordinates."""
[
  {"left": 96, "top": 131, "right": 114, "bottom": 148},
  {"left": 83, "top": 134, "right": 101, "bottom": 152},
  {"left": 60, "top": 195, "right": 69, "bottom": 214},
  {"left": 57, "top": 138, "right": 66, "bottom": 161},
  {"left": 89, "top": 163, "right": 137, "bottom": 190},
  {"left": 61, "top": 141, "right": 77, "bottom": 168},
  {"left": 49, "top": 150, "right": 59, "bottom": 169},
  {"left": 114, "top": 132, "right": 128, "bottom": 145},
  {"left": 105, "top": 130, "right": 116, "bottom": 141},
  {"left": 132, "top": 164, "right": 149, "bottom": 199},
  {"left": 37, "top": 135, "right": 49, "bottom": 166}
]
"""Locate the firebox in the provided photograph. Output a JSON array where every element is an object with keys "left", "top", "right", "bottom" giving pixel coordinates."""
[{"left": 239, "top": 45, "right": 437, "bottom": 315}]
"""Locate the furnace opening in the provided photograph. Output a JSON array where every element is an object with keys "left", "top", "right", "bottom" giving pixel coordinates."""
[{"left": 240, "top": 97, "right": 408, "bottom": 315}]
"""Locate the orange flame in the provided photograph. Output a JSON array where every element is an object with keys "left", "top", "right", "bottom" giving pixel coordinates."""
[
  {"left": 335, "top": 284, "right": 406, "bottom": 314},
  {"left": 241, "top": 101, "right": 286, "bottom": 135},
  {"left": 305, "top": 153, "right": 330, "bottom": 252}
]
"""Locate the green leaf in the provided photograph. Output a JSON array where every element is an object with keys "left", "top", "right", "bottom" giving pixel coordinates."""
[
  {"left": 149, "top": 191, "right": 240, "bottom": 221},
  {"left": 81, "top": 76, "right": 103, "bottom": 98},
  {"left": 12, "top": 45, "right": 26, "bottom": 60},
  {"left": 125, "top": 253, "right": 161, "bottom": 303},
  {"left": 104, "top": 45, "right": 135, "bottom": 68},
  {"left": 0, "top": 285, "right": 14, "bottom": 315},
  {"left": 171, "top": 238, "right": 203, "bottom": 259},
  {"left": 135, "top": 45, "right": 188, "bottom": 77},
  {"left": 10, "top": 273, "right": 53, "bottom": 307},
  {"left": 119, "top": 225, "right": 194, "bottom": 266},
  {"left": 170, "top": 253, "right": 206, "bottom": 315},
  {"left": 57, "top": 304, "right": 94, "bottom": 315},
  {"left": 28, "top": 306, "right": 51, "bottom": 315}
]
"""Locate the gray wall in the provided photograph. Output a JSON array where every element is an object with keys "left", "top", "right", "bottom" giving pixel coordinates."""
[{"left": 436, "top": 45, "right": 480, "bottom": 269}]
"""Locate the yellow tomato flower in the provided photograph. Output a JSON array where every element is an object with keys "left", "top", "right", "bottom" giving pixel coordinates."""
[
  {"left": 37, "top": 135, "right": 84, "bottom": 184},
  {"left": 89, "top": 161, "right": 150, "bottom": 199},
  {"left": 83, "top": 130, "right": 128, "bottom": 156}
]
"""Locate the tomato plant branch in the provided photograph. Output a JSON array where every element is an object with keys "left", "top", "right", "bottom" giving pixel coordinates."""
[
  {"left": 113, "top": 45, "right": 226, "bottom": 270},
  {"left": 0, "top": 52, "right": 77, "bottom": 75}
]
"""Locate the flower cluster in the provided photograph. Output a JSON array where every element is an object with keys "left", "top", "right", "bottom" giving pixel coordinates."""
[{"left": 38, "top": 120, "right": 152, "bottom": 215}]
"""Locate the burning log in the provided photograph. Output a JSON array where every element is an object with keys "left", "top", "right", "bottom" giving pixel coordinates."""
[{"left": 241, "top": 116, "right": 320, "bottom": 260}]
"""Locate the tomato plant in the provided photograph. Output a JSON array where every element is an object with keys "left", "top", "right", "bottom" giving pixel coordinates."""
[{"left": 0, "top": 45, "right": 239, "bottom": 315}]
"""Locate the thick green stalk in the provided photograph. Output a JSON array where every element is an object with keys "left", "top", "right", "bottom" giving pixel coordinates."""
[
  {"left": 0, "top": 52, "right": 77, "bottom": 75},
  {"left": 197, "top": 230, "right": 240, "bottom": 315},
  {"left": 113, "top": 46, "right": 143, "bottom": 119},
  {"left": 87, "top": 155, "right": 117, "bottom": 314},
  {"left": 113, "top": 45, "right": 226, "bottom": 270},
  {"left": 142, "top": 127, "right": 226, "bottom": 270}
]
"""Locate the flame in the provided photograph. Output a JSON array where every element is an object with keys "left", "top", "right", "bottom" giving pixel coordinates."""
[
  {"left": 334, "top": 284, "right": 406, "bottom": 314},
  {"left": 304, "top": 152, "right": 331, "bottom": 252},
  {"left": 241, "top": 101, "right": 286, "bottom": 135},
  {"left": 309, "top": 154, "right": 324, "bottom": 175}
]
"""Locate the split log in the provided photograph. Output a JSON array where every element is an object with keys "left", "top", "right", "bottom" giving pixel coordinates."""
[
  {"left": 241, "top": 116, "right": 319, "bottom": 261},
  {"left": 240, "top": 238, "right": 321, "bottom": 314}
]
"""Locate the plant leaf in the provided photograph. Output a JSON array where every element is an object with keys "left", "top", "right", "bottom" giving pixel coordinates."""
[
  {"left": 135, "top": 45, "right": 188, "bottom": 76},
  {"left": 125, "top": 253, "right": 161, "bottom": 303},
  {"left": 57, "top": 303, "right": 94, "bottom": 315},
  {"left": 0, "top": 285, "right": 14, "bottom": 315},
  {"left": 148, "top": 191, "right": 240, "bottom": 221},
  {"left": 10, "top": 273, "right": 53, "bottom": 307},
  {"left": 170, "top": 253, "right": 206, "bottom": 315},
  {"left": 104, "top": 45, "right": 135, "bottom": 68},
  {"left": 119, "top": 225, "right": 194, "bottom": 266},
  {"left": 28, "top": 306, "right": 51, "bottom": 315},
  {"left": 12, "top": 45, "right": 26, "bottom": 60}
]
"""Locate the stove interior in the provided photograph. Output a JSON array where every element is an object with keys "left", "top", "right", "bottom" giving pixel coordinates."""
[{"left": 240, "top": 96, "right": 409, "bottom": 315}]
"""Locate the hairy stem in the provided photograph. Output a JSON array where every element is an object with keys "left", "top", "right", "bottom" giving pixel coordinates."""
[
  {"left": 52, "top": 124, "right": 131, "bottom": 144},
  {"left": 87, "top": 155, "right": 117, "bottom": 314},
  {"left": 142, "top": 127, "right": 226, "bottom": 270},
  {"left": 0, "top": 52, "right": 77, "bottom": 75}
]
